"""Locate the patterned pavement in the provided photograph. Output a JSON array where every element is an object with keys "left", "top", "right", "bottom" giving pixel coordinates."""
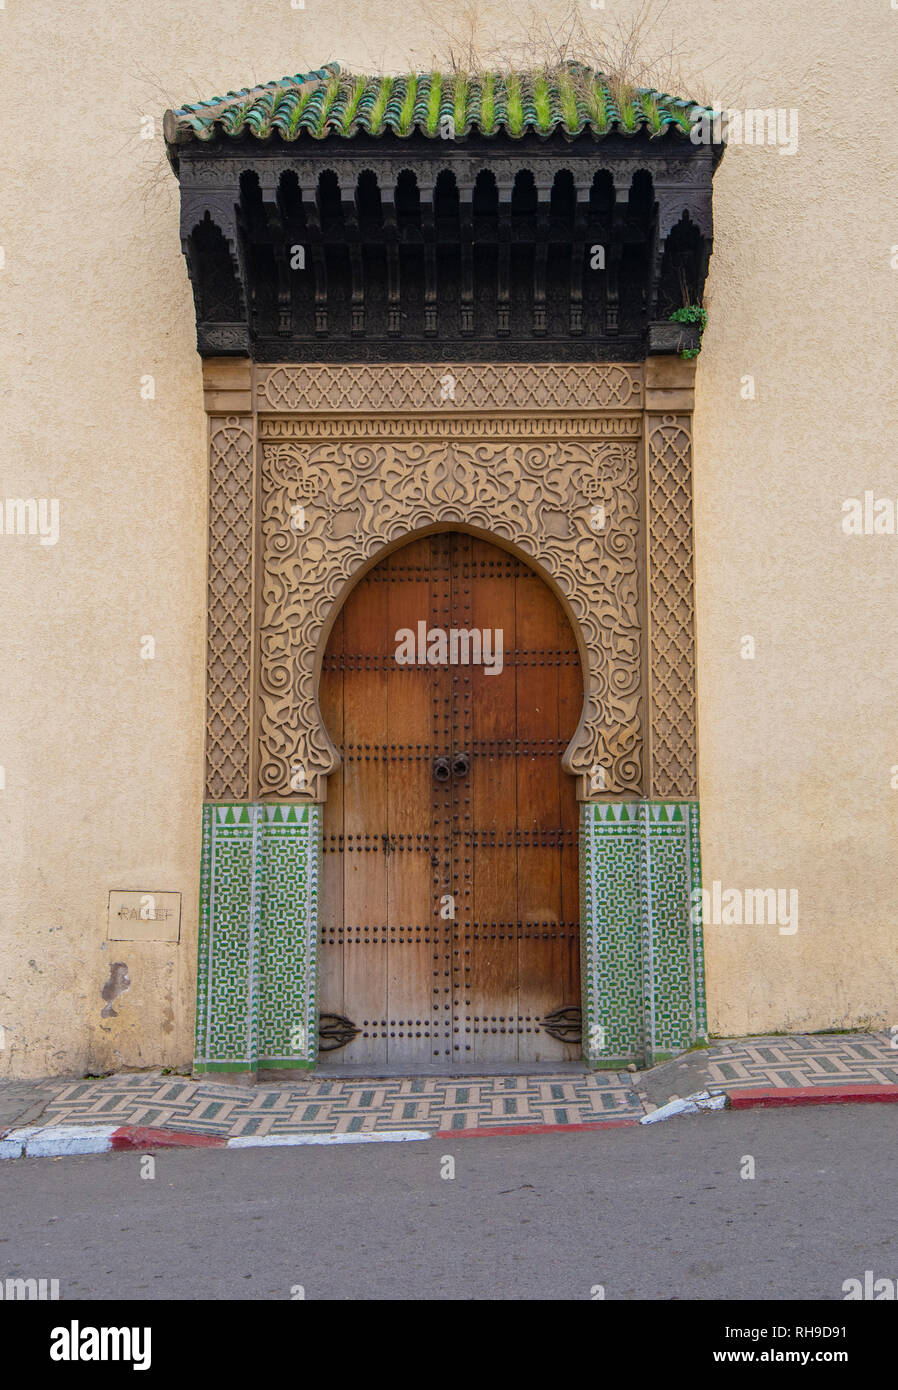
[
  {"left": 701, "top": 1034, "right": 898, "bottom": 1090},
  {"left": 2, "top": 1034, "right": 895, "bottom": 1141},
  {"left": 26, "top": 1072, "right": 643, "bottom": 1138}
]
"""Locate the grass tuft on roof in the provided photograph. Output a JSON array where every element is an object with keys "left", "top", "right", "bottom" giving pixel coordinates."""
[{"left": 163, "top": 59, "right": 719, "bottom": 149}]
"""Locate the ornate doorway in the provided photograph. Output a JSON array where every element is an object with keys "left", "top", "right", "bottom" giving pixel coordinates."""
[
  {"left": 192, "top": 358, "right": 707, "bottom": 1077},
  {"left": 172, "top": 60, "right": 720, "bottom": 1077},
  {"left": 318, "top": 531, "right": 582, "bottom": 1067}
]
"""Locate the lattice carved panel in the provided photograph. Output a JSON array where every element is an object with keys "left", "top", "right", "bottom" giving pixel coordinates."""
[
  {"left": 647, "top": 413, "right": 697, "bottom": 798},
  {"left": 205, "top": 415, "right": 254, "bottom": 800},
  {"left": 257, "top": 431, "right": 644, "bottom": 800},
  {"left": 256, "top": 363, "right": 643, "bottom": 413}
]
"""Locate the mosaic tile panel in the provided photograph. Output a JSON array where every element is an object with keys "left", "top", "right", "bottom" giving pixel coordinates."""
[
  {"left": 581, "top": 800, "right": 704, "bottom": 1067},
  {"left": 258, "top": 804, "right": 320, "bottom": 1070},
  {"left": 198, "top": 798, "right": 700, "bottom": 1075},
  {"left": 196, "top": 804, "right": 258, "bottom": 1072},
  {"left": 196, "top": 803, "right": 320, "bottom": 1074},
  {"left": 580, "top": 803, "right": 645, "bottom": 1066},
  {"left": 644, "top": 802, "right": 705, "bottom": 1058}
]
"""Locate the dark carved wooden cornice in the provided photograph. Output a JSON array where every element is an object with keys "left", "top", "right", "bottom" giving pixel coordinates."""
[{"left": 173, "top": 132, "right": 721, "bottom": 362}]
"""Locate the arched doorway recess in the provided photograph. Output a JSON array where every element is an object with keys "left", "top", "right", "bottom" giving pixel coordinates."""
[{"left": 319, "top": 530, "right": 583, "bottom": 1068}]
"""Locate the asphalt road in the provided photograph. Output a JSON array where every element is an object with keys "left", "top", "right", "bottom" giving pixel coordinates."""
[{"left": 0, "top": 1105, "right": 895, "bottom": 1300}]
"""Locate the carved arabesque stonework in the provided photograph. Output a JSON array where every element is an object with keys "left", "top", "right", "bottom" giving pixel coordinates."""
[
  {"left": 256, "top": 363, "right": 643, "bottom": 413},
  {"left": 257, "top": 428, "right": 643, "bottom": 800},
  {"left": 647, "top": 412, "right": 698, "bottom": 798},
  {"left": 201, "top": 360, "right": 700, "bottom": 806},
  {"left": 205, "top": 414, "right": 254, "bottom": 800}
]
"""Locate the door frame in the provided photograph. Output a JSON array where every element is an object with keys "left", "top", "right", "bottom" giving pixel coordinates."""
[
  {"left": 317, "top": 527, "right": 586, "bottom": 1068},
  {"left": 194, "top": 359, "right": 706, "bottom": 1074}
]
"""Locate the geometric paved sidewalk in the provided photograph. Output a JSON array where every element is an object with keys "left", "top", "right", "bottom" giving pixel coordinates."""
[
  {"left": 699, "top": 1033, "right": 898, "bottom": 1090},
  {"left": 636, "top": 1032, "right": 898, "bottom": 1112},
  {"left": 2, "top": 1033, "right": 896, "bottom": 1142},
  {"left": 31, "top": 1071, "right": 643, "bottom": 1138}
]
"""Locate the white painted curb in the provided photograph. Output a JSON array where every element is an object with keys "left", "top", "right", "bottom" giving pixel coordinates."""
[
  {"left": 227, "top": 1130, "right": 432, "bottom": 1147},
  {"left": 0, "top": 1127, "right": 38, "bottom": 1159},
  {"left": 0, "top": 1125, "right": 434, "bottom": 1158},
  {"left": 0, "top": 1124, "right": 118, "bottom": 1158},
  {"left": 639, "top": 1089, "right": 727, "bottom": 1124}
]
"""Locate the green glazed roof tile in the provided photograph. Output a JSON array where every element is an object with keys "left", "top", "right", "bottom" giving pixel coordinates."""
[{"left": 164, "top": 60, "right": 714, "bottom": 147}]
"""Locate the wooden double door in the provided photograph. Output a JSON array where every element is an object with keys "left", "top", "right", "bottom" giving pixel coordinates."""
[{"left": 319, "top": 532, "right": 582, "bottom": 1068}]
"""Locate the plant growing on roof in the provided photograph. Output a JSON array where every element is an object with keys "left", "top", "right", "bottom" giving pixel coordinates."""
[
  {"left": 425, "top": 73, "right": 443, "bottom": 134},
  {"left": 285, "top": 83, "right": 315, "bottom": 136},
  {"left": 479, "top": 72, "right": 496, "bottom": 131},
  {"left": 315, "top": 74, "right": 340, "bottom": 134},
  {"left": 609, "top": 77, "right": 638, "bottom": 130},
  {"left": 505, "top": 74, "right": 524, "bottom": 135},
  {"left": 397, "top": 75, "right": 417, "bottom": 134},
  {"left": 341, "top": 76, "right": 367, "bottom": 131},
  {"left": 366, "top": 75, "right": 393, "bottom": 131},
  {"left": 640, "top": 93, "right": 663, "bottom": 133},
  {"left": 574, "top": 70, "right": 607, "bottom": 131},
  {"left": 557, "top": 70, "right": 580, "bottom": 130},
  {"left": 669, "top": 104, "right": 697, "bottom": 134},
  {"left": 669, "top": 304, "right": 708, "bottom": 359},
  {"left": 452, "top": 73, "right": 469, "bottom": 132},
  {"left": 531, "top": 70, "right": 552, "bottom": 130}
]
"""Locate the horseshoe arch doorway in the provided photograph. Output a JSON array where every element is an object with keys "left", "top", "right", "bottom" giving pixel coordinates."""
[{"left": 318, "top": 528, "right": 584, "bottom": 1069}]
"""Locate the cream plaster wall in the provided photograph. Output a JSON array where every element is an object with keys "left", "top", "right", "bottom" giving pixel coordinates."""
[{"left": 0, "top": 0, "right": 895, "bottom": 1075}]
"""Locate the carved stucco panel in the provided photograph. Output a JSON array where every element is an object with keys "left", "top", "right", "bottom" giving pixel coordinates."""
[
  {"left": 647, "top": 413, "right": 698, "bottom": 798},
  {"left": 205, "top": 414, "right": 254, "bottom": 800},
  {"left": 256, "top": 362, "right": 643, "bottom": 413},
  {"left": 258, "top": 433, "right": 643, "bottom": 801}
]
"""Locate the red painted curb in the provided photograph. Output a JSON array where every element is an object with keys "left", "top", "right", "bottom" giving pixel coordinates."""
[
  {"left": 729, "top": 1084, "right": 898, "bottom": 1110},
  {"left": 434, "top": 1117, "right": 640, "bottom": 1138},
  {"left": 110, "top": 1126, "right": 226, "bottom": 1150}
]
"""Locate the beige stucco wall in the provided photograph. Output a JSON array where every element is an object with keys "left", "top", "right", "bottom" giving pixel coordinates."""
[{"left": 1, "top": 0, "right": 895, "bottom": 1075}]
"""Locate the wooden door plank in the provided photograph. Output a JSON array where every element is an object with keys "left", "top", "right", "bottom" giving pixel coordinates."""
[
  {"left": 319, "top": 607, "right": 345, "bottom": 1029},
  {"left": 512, "top": 564, "right": 568, "bottom": 1061},
  {"left": 385, "top": 540, "right": 443, "bottom": 1064},
  {"left": 463, "top": 537, "right": 521, "bottom": 1061},
  {"left": 339, "top": 569, "right": 390, "bottom": 1064},
  {"left": 430, "top": 534, "right": 455, "bottom": 1065},
  {"left": 556, "top": 600, "right": 584, "bottom": 1052}
]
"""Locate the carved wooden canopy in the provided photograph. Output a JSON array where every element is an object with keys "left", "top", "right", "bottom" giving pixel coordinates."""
[{"left": 166, "top": 67, "right": 723, "bottom": 363}]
